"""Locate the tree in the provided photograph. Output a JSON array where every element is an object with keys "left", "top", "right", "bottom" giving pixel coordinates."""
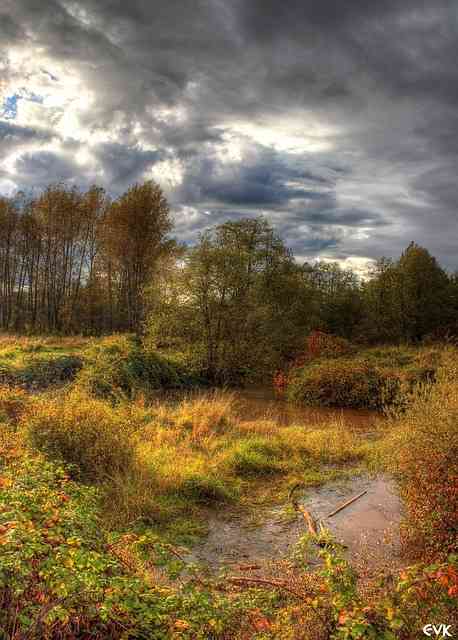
[
  {"left": 397, "top": 242, "right": 451, "bottom": 341},
  {"left": 147, "top": 217, "right": 314, "bottom": 382},
  {"left": 363, "top": 243, "right": 451, "bottom": 342},
  {"left": 102, "top": 181, "right": 172, "bottom": 332},
  {"left": 303, "top": 261, "right": 363, "bottom": 339}
]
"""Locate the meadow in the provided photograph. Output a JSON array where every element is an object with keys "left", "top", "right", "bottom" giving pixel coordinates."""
[{"left": 0, "top": 332, "right": 456, "bottom": 639}]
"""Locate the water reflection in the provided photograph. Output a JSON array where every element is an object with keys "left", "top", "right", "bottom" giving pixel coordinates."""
[{"left": 232, "top": 387, "right": 378, "bottom": 429}]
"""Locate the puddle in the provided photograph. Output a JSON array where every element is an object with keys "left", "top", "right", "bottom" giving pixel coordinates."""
[
  {"left": 300, "top": 475, "right": 402, "bottom": 577},
  {"left": 185, "top": 475, "right": 402, "bottom": 578}
]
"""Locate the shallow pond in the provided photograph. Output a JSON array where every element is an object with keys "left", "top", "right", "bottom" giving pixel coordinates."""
[{"left": 185, "top": 475, "right": 401, "bottom": 578}]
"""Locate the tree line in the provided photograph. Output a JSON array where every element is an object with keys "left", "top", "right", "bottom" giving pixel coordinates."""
[
  {"left": 1, "top": 180, "right": 457, "bottom": 376},
  {"left": 147, "top": 217, "right": 458, "bottom": 381},
  {"left": 0, "top": 182, "right": 171, "bottom": 333}
]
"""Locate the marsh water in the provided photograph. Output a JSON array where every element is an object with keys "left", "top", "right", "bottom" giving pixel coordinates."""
[
  {"left": 182, "top": 388, "right": 401, "bottom": 577},
  {"left": 231, "top": 386, "right": 378, "bottom": 429},
  {"left": 186, "top": 475, "right": 401, "bottom": 578}
]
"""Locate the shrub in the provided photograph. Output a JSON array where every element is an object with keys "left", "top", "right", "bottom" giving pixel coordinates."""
[
  {"left": 287, "top": 359, "right": 386, "bottom": 409},
  {"left": 286, "top": 349, "right": 440, "bottom": 410},
  {"left": 384, "top": 350, "right": 458, "bottom": 560},
  {"left": 77, "top": 335, "right": 194, "bottom": 400},
  {"left": 0, "top": 453, "right": 245, "bottom": 639},
  {"left": 23, "top": 391, "right": 137, "bottom": 482},
  {"left": 306, "top": 331, "right": 353, "bottom": 360}
]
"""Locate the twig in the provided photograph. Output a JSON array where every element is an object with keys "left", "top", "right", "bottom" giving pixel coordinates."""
[
  {"left": 227, "top": 576, "right": 305, "bottom": 600},
  {"left": 296, "top": 505, "right": 318, "bottom": 537},
  {"left": 327, "top": 490, "right": 367, "bottom": 518}
]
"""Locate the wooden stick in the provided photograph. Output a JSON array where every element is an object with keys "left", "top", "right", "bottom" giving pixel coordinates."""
[
  {"left": 296, "top": 504, "right": 318, "bottom": 536},
  {"left": 227, "top": 576, "right": 304, "bottom": 600},
  {"left": 327, "top": 490, "right": 367, "bottom": 518}
]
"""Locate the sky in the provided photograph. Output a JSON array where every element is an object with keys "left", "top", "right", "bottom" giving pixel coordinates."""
[{"left": 1, "top": 0, "right": 458, "bottom": 274}]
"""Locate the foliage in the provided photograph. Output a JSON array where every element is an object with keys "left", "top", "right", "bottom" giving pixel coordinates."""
[
  {"left": 0, "top": 449, "right": 246, "bottom": 639},
  {"left": 146, "top": 217, "right": 316, "bottom": 383},
  {"left": 0, "top": 385, "right": 29, "bottom": 424},
  {"left": 23, "top": 389, "right": 138, "bottom": 482},
  {"left": 383, "top": 350, "right": 458, "bottom": 560},
  {"left": 303, "top": 262, "right": 364, "bottom": 339},
  {"left": 77, "top": 334, "right": 196, "bottom": 399},
  {"left": 0, "top": 352, "right": 82, "bottom": 389},
  {"left": 286, "top": 345, "right": 440, "bottom": 410},
  {"left": 0, "top": 180, "right": 172, "bottom": 334},
  {"left": 318, "top": 539, "right": 458, "bottom": 639},
  {"left": 362, "top": 244, "right": 453, "bottom": 343},
  {"left": 287, "top": 359, "right": 388, "bottom": 409},
  {"left": 0, "top": 337, "right": 457, "bottom": 638},
  {"left": 306, "top": 331, "right": 354, "bottom": 360}
]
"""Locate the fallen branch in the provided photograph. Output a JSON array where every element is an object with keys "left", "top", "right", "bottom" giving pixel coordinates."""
[
  {"left": 327, "top": 490, "right": 367, "bottom": 518},
  {"left": 227, "top": 576, "right": 304, "bottom": 600},
  {"left": 296, "top": 505, "right": 318, "bottom": 537}
]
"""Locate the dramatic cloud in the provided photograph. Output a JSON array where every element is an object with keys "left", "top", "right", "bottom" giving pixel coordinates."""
[{"left": 1, "top": 0, "right": 457, "bottom": 270}]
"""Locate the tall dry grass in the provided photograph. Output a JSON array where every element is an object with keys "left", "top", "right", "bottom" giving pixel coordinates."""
[{"left": 18, "top": 386, "right": 370, "bottom": 529}]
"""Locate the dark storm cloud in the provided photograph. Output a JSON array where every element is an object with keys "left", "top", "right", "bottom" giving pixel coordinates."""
[
  {"left": 0, "top": 121, "right": 52, "bottom": 153},
  {"left": 93, "top": 143, "right": 165, "bottom": 192},
  {"left": 1, "top": 0, "right": 458, "bottom": 269},
  {"left": 176, "top": 144, "right": 336, "bottom": 208},
  {"left": 0, "top": 13, "right": 25, "bottom": 44},
  {"left": 13, "top": 150, "right": 86, "bottom": 188}
]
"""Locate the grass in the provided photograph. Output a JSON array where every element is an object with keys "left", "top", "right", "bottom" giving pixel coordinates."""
[
  {"left": 0, "top": 334, "right": 457, "bottom": 638},
  {"left": 13, "top": 382, "right": 374, "bottom": 537},
  {"left": 0, "top": 333, "right": 200, "bottom": 394},
  {"left": 0, "top": 334, "right": 87, "bottom": 389}
]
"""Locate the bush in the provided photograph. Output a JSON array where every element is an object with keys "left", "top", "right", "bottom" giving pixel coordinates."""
[
  {"left": 0, "top": 452, "right": 245, "bottom": 639},
  {"left": 23, "top": 391, "right": 137, "bottom": 482},
  {"left": 305, "top": 331, "right": 354, "bottom": 360},
  {"left": 77, "top": 335, "right": 194, "bottom": 400},
  {"left": 286, "top": 348, "right": 440, "bottom": 410},
  {"left": 287, "top": 359, "right": 387, "bottom": 409},
  {"left": 384, "top": 350, "right": 458, "bottom": 560}
]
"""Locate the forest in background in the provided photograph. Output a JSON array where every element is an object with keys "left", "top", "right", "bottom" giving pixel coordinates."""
[{"left": 1, "top": 180, "right": 458, "bottom": 381}]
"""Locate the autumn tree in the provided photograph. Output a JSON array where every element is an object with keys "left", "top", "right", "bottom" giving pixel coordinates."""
[{"left": 102, "top": 181, "right": 172, "bottom": 332}]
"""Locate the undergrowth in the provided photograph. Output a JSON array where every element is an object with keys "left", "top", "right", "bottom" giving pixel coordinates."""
[{"left": 0, "top": 335, "right": 456, "bottom": 638}]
